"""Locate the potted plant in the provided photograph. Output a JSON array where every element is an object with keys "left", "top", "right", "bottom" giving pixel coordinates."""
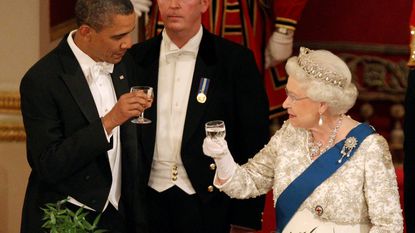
[{"left": 41, "top": 199, "right": 107, "bottom": 233}]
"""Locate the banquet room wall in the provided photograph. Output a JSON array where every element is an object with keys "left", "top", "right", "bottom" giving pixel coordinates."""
[{"left": 0, "top": 1, "right": 42, "bottom": 232}]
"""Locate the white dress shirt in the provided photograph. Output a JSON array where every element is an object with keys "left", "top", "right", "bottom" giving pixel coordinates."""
[
  {"left": 148, "top": 26, "right": 203, "bottom": 194},
  {"left": 66, "top": 30, "right": 121, "bottom": 211}
]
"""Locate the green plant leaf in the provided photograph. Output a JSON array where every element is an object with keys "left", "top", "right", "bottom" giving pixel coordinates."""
[
  {"left": 42, "top": 199, "right": 105, "bottom": 233},
  {"left": 92, "top": 214, "right": 101, "bottom": 228},
  {"left": 94, "top": 229, "right": 109, "bottom": 233},
  {"left": 75, "top": 206, "right": 84, "bottom": 216},
  {"left": 50, "top": 213, "right": 56, "bottom": 225}
]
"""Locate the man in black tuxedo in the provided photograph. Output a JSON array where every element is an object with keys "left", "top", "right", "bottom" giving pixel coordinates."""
[
  {"left": 20, "top": 0, "right": 150, "bottom": 232},
  {"left": 129, "top": 0, "right": 269, "bottom": 232},
  {"left": 404, "top": 68, "right": 415, "bottom": 233}
]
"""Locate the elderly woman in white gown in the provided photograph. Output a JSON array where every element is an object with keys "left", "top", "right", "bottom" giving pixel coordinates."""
[{"left": 203, "top": 47, "right": 403, "bottom": 233}]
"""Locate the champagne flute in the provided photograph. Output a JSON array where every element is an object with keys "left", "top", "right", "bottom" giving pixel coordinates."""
[
  {"left": 205, "top": 120, "right": 226, "bottom": 140},
  {"left": 130, "top": 86, "right": 154, "bottom": 124}
]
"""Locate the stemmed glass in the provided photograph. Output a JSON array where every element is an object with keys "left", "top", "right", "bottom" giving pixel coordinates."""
[
  {"left": 205, "top": 120, "right": 226, "bottom": 140},
  {"left": 130, "top": 86, "right": 154, "bottom": 124}
]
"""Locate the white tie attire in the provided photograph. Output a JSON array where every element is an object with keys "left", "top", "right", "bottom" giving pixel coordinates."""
[
  {"left": 66, "top": 30, "right": 122, "bottom": 211},
  {"left": 148, "top": 26, "right": 203, "bottom": 194}
]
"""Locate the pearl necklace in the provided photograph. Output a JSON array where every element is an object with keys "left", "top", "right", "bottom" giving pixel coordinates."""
[{"left": 308, "top": 114, "right": 344, "bottom": 160}]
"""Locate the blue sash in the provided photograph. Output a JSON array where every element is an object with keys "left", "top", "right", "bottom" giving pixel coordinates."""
[{"left": 275, "top": 123, "right": 375, "bottom": 233}]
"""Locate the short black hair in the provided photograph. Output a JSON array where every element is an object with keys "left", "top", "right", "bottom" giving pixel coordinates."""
[{"left": 75, "top": 0, "right": 134, "bottom": 31}]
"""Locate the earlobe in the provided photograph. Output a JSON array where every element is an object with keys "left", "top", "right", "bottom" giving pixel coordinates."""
[{"left": 319, "top": 102, "right": 328, "bottom": 114}]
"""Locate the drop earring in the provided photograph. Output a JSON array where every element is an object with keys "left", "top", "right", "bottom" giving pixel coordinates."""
[{"left": 318, "top": 114, "right": 323, "bottom": 126}]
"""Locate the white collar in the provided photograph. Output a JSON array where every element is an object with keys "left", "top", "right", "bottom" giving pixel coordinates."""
[{"left": 67, "top": 30, "right": 114, "bottom": 76}]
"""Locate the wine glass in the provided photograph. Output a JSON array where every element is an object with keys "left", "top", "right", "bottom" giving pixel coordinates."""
[
  {"left": 205, "top": 120, "right": 226, "bottom": 140},
  {"left": 130, "top": 86, "right": 154, "bottom": 124}
]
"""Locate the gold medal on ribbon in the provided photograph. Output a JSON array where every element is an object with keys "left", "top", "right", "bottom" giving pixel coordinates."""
[
  {"left": 197, "top": 77, "right": 210, "bottom": 104},
  {"left": 197, "top": 93, "right": 207, "bottom": 103}
]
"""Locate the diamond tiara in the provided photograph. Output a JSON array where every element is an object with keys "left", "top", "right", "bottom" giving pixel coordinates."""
[{"left": 297, "top": 47, "right": 345, "bottom": 88}]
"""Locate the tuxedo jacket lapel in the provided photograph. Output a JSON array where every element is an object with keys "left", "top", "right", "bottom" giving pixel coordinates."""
[
  {"left": 182, "top": 29, "right": 217, "bottom": 146},
  {"left": 58, "top": 41, "right": 100, "bottom": 123},
  {"left": 111, "top": 64, "right": 130, "bottom": 98},
  {"left": 59, "top": 39, "right": 131, "bottom": 124},
  {"left": 135, "top": 30, "right": 217, "bottom": 160},
  {"left": 134, "top": 35, "right": 161, "bottom": 162},
  {"left": 57, "top": 39, "right": 113, "bottom": 180}
]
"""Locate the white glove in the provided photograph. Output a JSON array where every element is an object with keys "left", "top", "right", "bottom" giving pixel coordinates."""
[
  {"left": 203, "top": 137, "right": 230, "bottom": 158},
  {"left": 130, "top": 0, "right": 152, "bottom": 17},
  {"left": 265, "top": 29, "right": 294, "bottom": 68},
  {"left": 203, "top": 137, "right": 237, "bottom": 180}
]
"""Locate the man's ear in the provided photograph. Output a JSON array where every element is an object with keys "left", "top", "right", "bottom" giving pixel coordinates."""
[
  {"left": 77, "top": 25, "right": 93, "bottom": 41},
  {"left": 200, "top": 0, "right": 210, "bottom": 13}
]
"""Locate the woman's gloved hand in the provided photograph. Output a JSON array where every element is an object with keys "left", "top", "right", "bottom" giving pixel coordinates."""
[
  {"left": 203, "top": 137, "right": 237, "bottom": 180},
  {"left": 203, "top": 137, "right": 230, "bottom": 158},
  {"left": 265, "top": 28, "right": 294, "bottom": 68},
  {"left": 130, "top": 0, "right": 152, "bottom": 17}
]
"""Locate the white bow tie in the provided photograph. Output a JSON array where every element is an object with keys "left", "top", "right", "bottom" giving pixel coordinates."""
[
  {"left": 90, "top": 62, "right": 114, "bottom": 80},
  {"left": 165, "top": 50, "right": 196, "bottom": 64}
]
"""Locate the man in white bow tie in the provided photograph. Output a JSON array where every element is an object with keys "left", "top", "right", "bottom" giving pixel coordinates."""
[
  {"left": 20, "top": 1, "right": 150, "bottom": 233},
  {"left": 129, "top": 0, "right": 269, "bottom": 233}
]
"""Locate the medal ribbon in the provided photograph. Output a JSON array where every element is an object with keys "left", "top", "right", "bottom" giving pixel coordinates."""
[{"left": 197, "top": 78, "right": 210, "bottom": 103}]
